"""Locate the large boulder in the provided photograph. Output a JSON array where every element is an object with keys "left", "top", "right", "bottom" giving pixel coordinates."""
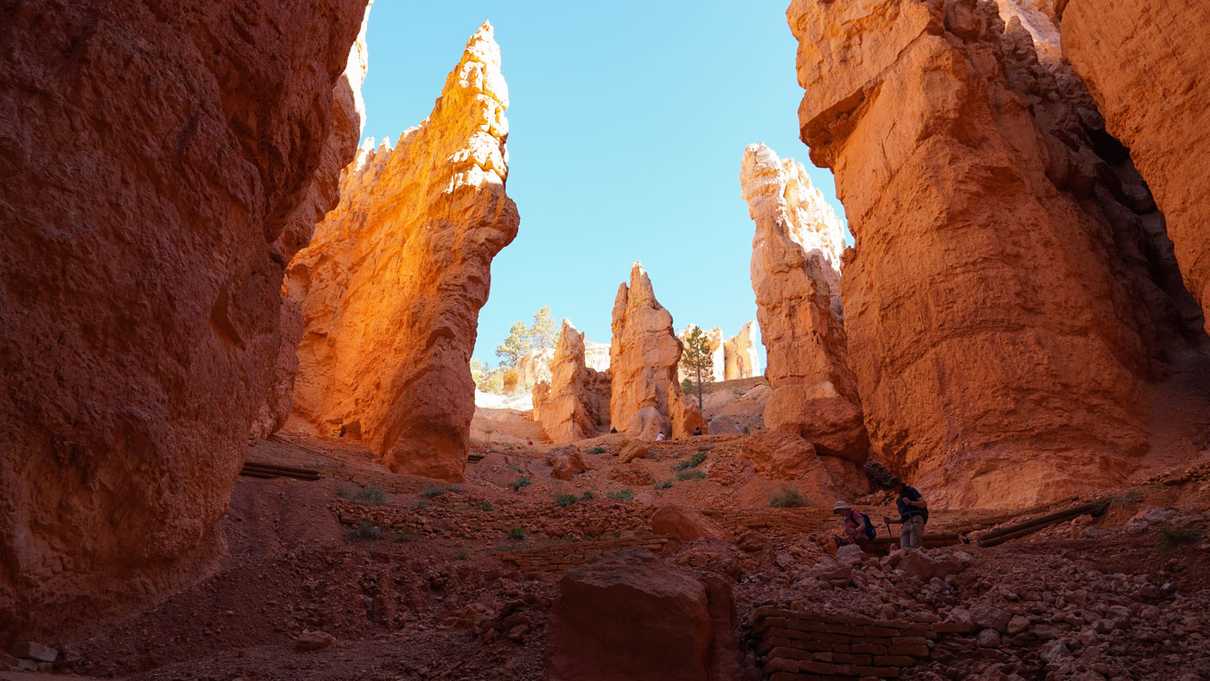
[
  {"left": 787, "top": 0, "right": 1196, "bottom": 507},
  {"left": 650, "top": 506, "right": 727, "bottom": 542},
  {"left": 286, "top": 23, "right": 520, "bottom": 480},
  {"left": 547, "top": 551, "right": 735, "bottom": 681},
  {"left": 609, "top": 265, "right": 704, "bottom": 440},
  {"left": 0, "top": 0, "right": 369, "bottom": 637},
  {"left": 740, "top": 144, "right": 867, "bottom": 461}
]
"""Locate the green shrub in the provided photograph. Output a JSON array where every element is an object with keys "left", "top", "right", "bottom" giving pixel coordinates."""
[
  {"left": 676, "top": 469, "right": 707, "bottom": 481},
  {"left": 589, "top": 446, "right": 607, "bottom": 455},
  {"left": 580, "top": 491, "right": 595, "bottom": 501},
  {"left": 478, "top": 500, "right": 495, "bottom": 512},
  {"left": 347, "top": 520, "right": 383, "bottom": 541},
  {"left": 556, "top": 494, "right": 580, "bottom": 508},
  {"left": 655, "top": 480, "right": 673, "bottom": 490},
  {"left": 421, "top": 484, "right": 445, "bottom": 498},
  {"left": 769, "top": 487, "right": 806, "bottom": 508},
  {"left": 338, "top": 485, "right": 387, "bottom": 505},
  {"left": 607, "top": 489, "right": 634, "bottom": 502},
  {"left": 414, "top": 499, "right": 429, "bottom": 510},
  {"left": 508, "top": 527, "right": 527, "bottom": 541},
  {"left": 673, "top": 451, "right": 707, "bottom": 471},
  {"left": 511, "top": 477, "right": 531, "bottom": 492}
]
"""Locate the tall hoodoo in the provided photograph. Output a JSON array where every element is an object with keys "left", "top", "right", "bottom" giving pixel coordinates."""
[
  {"left": 787, "top": 0, "right": 1196, "bottom": 507},
  {"left": 287, "top": 22, "right": 519, "bottom": 480},
  {"left": 724, "top": 321, "right": 761, "bottom": 380},
  {"left": 610, "top": 264, "right": 705, "bottom": 440},
  {"left": 740, "top": 143, "right": 866, "bottom": 462},
  {"left": 1060, "top": 1, "right": 1210, "bottom": 334},
  {"left": 0, "top": 0, "right": 370, "bottom": 636},
  {"left": 531, "top": 321, "right": 611, "bottom": 443}
]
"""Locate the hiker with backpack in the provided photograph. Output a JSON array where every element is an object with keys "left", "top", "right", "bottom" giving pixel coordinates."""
[
  {"left": 896, "top": 479, "right": 929, "bottom": 550},
  {"left": 832, "top": 500, "right": 876, "bottom": 550}
]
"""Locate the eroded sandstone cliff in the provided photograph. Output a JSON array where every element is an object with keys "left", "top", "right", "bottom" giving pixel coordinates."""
[
  {"left": 724, "top": 322, "right": 761, "bottom": 381},
  {"left": 0, "top": 0, "right": 369, "bottom": 636},
  {"left": 788, "top": 0, "right": 1197, "bottom": 506},
  {"left": 1060, "top": 0, "right": 1210, "bottom": 335},
  {"left": 532, "top": 322, "right": 611, "bottom": 443},
  {"left": 741, "top": 144, "right": 867, "bottom": 462},
  {"left": 286, "top": 22, "right": 518, "bottom": 481},
  {"left": 610, "top": 265, "right": 705, "bottom": 440}
]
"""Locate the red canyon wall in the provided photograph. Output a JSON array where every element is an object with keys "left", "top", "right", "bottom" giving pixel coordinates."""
[
  {"left": 287, "top": 23, "right": 519, "bottom": 481},
  {"left": 0, "top": 0, "right": 368, "bottom": 636},
  {"left": 1061, "top": 0, "right": 1210, "bottom": 334},
  {"left": 788, "top": 0, "right": 1192, "bottom": 507}
]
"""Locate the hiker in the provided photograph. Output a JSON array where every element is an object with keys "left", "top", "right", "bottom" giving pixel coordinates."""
[
  {"left": 896, "top": 480, "right": 929, "bottom": 550},
  {"left": 832, "top": 500, "right": 875, "bottom": 550},
  {"left": 655, "top": 431, "right": 666, "bottom": 441}
]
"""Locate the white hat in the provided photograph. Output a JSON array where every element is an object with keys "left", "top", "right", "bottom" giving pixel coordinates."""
[{"left": 832, "top": 500, "right": 852, "bottom": 512}]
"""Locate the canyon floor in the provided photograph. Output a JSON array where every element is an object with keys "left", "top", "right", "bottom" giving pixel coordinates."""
[{"left": 10, "top": 400, "right": 1209, "bottom": 681}]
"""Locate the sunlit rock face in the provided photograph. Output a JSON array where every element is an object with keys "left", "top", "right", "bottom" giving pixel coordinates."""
[
  {"left": 740, "top": 144, "right": 866, "bottom": 462},
  {"left": 0, "top": 0, "right": 369, "bottom": 637},
  {"left": 511, "top": 347, "right": 555, "bottom": 395},
  {"left": 251, "top": 2, "right": 373, "bottom": 439},
  {"left": 532, "top": 322, "right": 611, "bottom": 443},
  {"left": 788, "top": 0, "right": 1197, "bottom": 507},
  {"left": 1061, "top": 0, "right": 1210, "bottom": 334},
  {"left": 610, "top": 265, "right": 705, "bottom": 440},
  {"left": 287, "top": 22, "right": 519, "bottom": 481},
  {"left": 724, "top": 321, "right": 761, "bottom": 380},
  {"left": 678, "top": 325, "right": 726, "bottom": 383}
]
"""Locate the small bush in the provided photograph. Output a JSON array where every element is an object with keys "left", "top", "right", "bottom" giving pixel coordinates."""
[
  {"left": 414, "top": 499, "right": 429, "bottom": 510},
  {"left": 478, "top": 500, "right": 495, "bottom": 512},
  {"left": 607, "top": 489, "right": 634, "bottom": 502},
  {"left": 580, "top": 491, "right": 595, "bottom": 501},
  {"left": 674, "top": 451, "right": 707, "bottom": 471},
  {"left": 1159, "top": 526, "right": 1202, "bottom": 551},
  {"left": 347, "top": 520, "right": 383, "bottom": 541},
  {"left": 655, "top": 480, "right": 673, "bottom": 490},
  {"left": 676, "top": 469, "right": 707, "bottom": 481},
  {"left": 511, "top": 477, "right": 531, "bottom": 492},
  {"left": 339, "top": 485, "right": 387, "bottom": 505},
  {"left": 589, "top": 446, "right": 607, "bottom": 455},
  {"left": 769, "top": 488, "right": 806, "bottom": 508},
  {"left": 508, "top": 527, "right": 526, "bottom": 541},
  {"left": 556, "top": 494, "right": 580, "bottom": 508},
  {"left": 421, "top": 484, "right": 446, "bottom": 498}
]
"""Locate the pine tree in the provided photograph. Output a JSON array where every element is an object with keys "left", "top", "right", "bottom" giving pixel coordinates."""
[{"left": 679, "top": 326, "right": 714, "bottom": 411}]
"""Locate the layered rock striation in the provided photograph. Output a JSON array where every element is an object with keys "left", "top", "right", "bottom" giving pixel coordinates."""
[
  {"left": 0, "top": 0, "right": 370, "bottom": 636},
  {"left": 788, "top": 0, "right": 1198, "bottom": 506},
  {"left": 532, "top": 322, "right": 611, "bottom": 443},
  {"left": 287, "top": 22, "right": 519, "bottom": 480},
  {"left": 610, "top": 265, "right": 704, "bottom": 440},
  {"left": 740, "top": 144, "right": 867, "bottom": 461},
  {"left": 1061, "top": 0, "right": 1210, "bottom": 334},
  {"left": 723, "top": 321, "right": 761, "bottom": 380}
]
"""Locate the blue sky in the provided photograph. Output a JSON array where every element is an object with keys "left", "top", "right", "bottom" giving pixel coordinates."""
[{"left": 360, "top": 1, "right": 846, "bottom": 368}]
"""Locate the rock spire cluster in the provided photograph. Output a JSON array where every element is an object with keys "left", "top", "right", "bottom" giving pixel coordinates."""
[{"left": 286, "top": 21, "right": 519, "bottom": 480}]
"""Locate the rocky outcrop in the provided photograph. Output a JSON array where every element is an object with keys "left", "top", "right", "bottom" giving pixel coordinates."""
[
  {"left": 723, "top": 322, "right": 760, "bottom": 380},
  {"left": 1061, "top": 1, "right": 1210, "bottom": 334},
  {"left": 531, "top": 322, "right": 611, "bottom": 443},
  {"left": 740, "top": 144, "right": 867, "bottom": 462},
  {"left": 0, "top": 0, "right": 370, "bottom": 636},
  {"left": 251, "top": 3, "right": 373, "bottom": 439},
  {"left": 610, "top": 265, "right": 705, "bottom": 440},
  {"left": 511, "top": 347, "right": 555, "bottom": 395},
  {"left": 788, "top": 0, "right": 1197, "bottom": 506},
  {"left": 287, "top": 23, "right": 519, "bottom": 480},
  {"left": 548, "top": 550, "right": 737, "bottom": 681}
]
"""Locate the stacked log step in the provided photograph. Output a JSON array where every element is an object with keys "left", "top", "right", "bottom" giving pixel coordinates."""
[{"left": 240, "top": 461, "right": 320, "bottom": 481}]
